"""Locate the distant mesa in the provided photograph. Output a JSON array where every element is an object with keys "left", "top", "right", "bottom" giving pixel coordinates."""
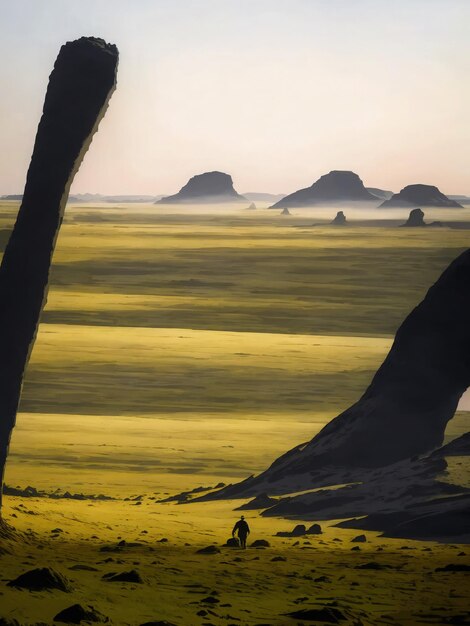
[
  {"left": 271, "top": 171, "right": 377, "bottom": 208},
  {"left": 280, "top": 207, "right": 291, "bottom": 215},
  {"left": 243, "top": 192, "right": 286, "bottom": 203},
  {"left": 366, "top": 187, "right": 394, "bottom": 201},
  {"left": 155, "top": 171, "right": 246, "bottom": 204},
  {"left": 330, "top": 210, "right": 347, "bottom": 225},
  {"left": 380, "top": 184, "right": 463, "bottom": 208},
  {"left": 246, "top": 202, "right": 257, "bottom": 210}
]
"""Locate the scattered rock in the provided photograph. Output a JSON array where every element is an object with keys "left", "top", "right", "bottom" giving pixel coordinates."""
[
  {"left": 201, "top": 596, "right": 220, "bottom": 604},
  {"left": 271, "top": 556, "right": 286, "bottom": 562},
  {"left": 7, "top": 567, "right": 71, "bottom": 591},
  {"left": 250, "top": 539, "right": 270, "bottom": 548},
  {"left": 355, "top": 562, "right": 391, "bottom": 570},
  {"left": 68, "top": 564, "right": 99, "bottom": 572},
  {"left": 139, "top": 622, "right": 178, "bottom": 626},
  {"left": 283, "top": 606, "right": 347, "bottom": 622},
  {"left": 196, "top": 545, "right": 220, "bottom": 555},
  {"left": 53, "top": 604, "right": 108, "bottom": 624},
  {"left": 306, "top": 523, "right": 322, "bottom": 535},
  {"left": 351, "top": 534, "right": 367, "bottom": 543},
  {"left": 435, "top": 564, "right": 470, "bottom": 572},
  {"left": 246, "top": 202, "right": 256, "bottom": 210},
  {"left": 276, "top": 524, "right": 306, "bottom": 537},
  {"left": 280, "top": 207, "right": 291, "bottom": 215},
  {"left": 102, "top": 569, "right": 143, "bottom": 583}
]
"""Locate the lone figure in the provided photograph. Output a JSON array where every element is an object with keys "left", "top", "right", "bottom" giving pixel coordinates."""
[{"left": 232, "top": 515, "right": 250, "bottom": 549}]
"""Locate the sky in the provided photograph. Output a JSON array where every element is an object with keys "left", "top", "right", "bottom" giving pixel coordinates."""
[{"left": 0, "top": 0, "right": 469, "bottom": 196}]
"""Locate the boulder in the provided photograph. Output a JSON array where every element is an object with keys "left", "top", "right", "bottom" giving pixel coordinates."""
[
  {"left": 53, "top": 604, "right": 108, "bottom": 624},
  {"left": 7, "top": 567, "right": 71, "bottom": 591},
  {"left": 196, "top": 545, "right": 220, "bottom": 554},
  {"left": 306, "top": 523, "right": 322, "bottom": 535},
  {"left": 250, "top": 539, "right": 270, "bottom": 547},
  {"left": 224, "top": 537, "right": 239, "bottom": 547},
  {"left": 102, "top": 569, "right": 143, "bottom": 583},
  {"left": 280, "top": 207, "right": 291, "bottom": 215}
]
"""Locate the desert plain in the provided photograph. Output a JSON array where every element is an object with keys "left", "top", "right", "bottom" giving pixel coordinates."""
[{"left": 0, "top": 201, "right": 469, "bottom": 625}]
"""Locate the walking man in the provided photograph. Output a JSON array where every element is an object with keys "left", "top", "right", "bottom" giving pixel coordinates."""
[{"left": 232, "top": 515, "right": 250, "bottom": 548}]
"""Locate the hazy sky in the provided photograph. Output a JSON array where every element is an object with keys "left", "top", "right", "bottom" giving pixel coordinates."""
[{"left": 0, "top": 0, "right": 469, "bottom": 196}]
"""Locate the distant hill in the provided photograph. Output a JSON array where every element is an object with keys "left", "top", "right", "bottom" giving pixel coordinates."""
[
  {"left": 449, "top": 195, "right": 470, "bottom": 205},
  {"left": 1, "top": 193, "right": 162, "bottom": 204},
  {"left": 1, "top": 195, "right": 24, "bottom": 201},
  {"left": 271, "top": 171, "right": 377, "bottom": 208},
  {"left": 242, "top": 192, "right": 286, "bottom": 203},
  {"left": 366, "top": 187, "right": 394, "bottom": 200},
  {"left": 156, "top": 172, "right": 246, "bottom": 204},
  {"left": 380, "top": 185, "right": 463, "bottom": 208}
]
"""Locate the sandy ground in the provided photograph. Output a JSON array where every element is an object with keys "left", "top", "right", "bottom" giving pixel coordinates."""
[
  {"left": 1, "top": 202, "right": 469, "bottom": 624},
  {"left": 2, "top": 495, "right": 470, "bottom": 626}
]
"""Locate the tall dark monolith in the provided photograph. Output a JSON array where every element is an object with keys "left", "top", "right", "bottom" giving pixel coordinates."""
[{"left": 0, "top": 37, "right": 118, "bottom": 513}]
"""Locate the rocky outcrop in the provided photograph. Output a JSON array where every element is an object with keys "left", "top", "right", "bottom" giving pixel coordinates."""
[
  {"left": 196, "top": 248, "right": 470, "bottom": 504},
  {"left": 156, "top": 171, "right": 246, "bottom": 204},
  {"left": 271, "top": 171, "right": 377, "bottom": 208},
  {"left": 402, "top": 208, "right": 426, "bottom": 227},
  {"left": 246, "top": 202, "right": 256, "bottom": 210},
  {"left": 0, "top": 37, "right": 118, "bottom": 511},
  {"left": 280, "top": 207, "right": 291, "bottom": 215},
  {"left": 380, "top": 184, "right": 462, "bottom": 208},
  {"left": 330, "top": 210, "right": 347, "bottom": 225}
]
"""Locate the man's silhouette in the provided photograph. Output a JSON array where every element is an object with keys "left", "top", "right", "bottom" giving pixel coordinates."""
[{"left": 232, "top": 515, "right": 250, "bottom": 548}]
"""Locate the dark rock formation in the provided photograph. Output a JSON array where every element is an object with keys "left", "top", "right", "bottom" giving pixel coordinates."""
[
  {"left": 380, "top": 184, "right": 463, "bottom": 208},
  {"left": 280, "top": 207, "right": 291, "bottom": 215},
  {"left": 54, "top": 604, "right": 108, "bottom": 624},
  {"left": 0, "top": 37, "right": 118, "bottom": 512},
  {"left": 156, "top": 171, "right": 246, "bottom": 204},
  {"left": 246, "top": 202, "right": 256, "bottom": 210},
  {"left": 271, "top": 171, "right": 377, "bottom": 208},
  {"left": 366, "top": 187, "right": 394, "bottom": 200},
  {"left": 330, "top": 210, "right": 347, "bottom": 225},
  {"left": 402, "top": 208, "right": 426, "bottom": 227},
  {"left": 8, "top": 567, "right": 71, "bottom": 591},
  {"left": 196, "top": 248, "right": 470, "bottom": 508}
]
